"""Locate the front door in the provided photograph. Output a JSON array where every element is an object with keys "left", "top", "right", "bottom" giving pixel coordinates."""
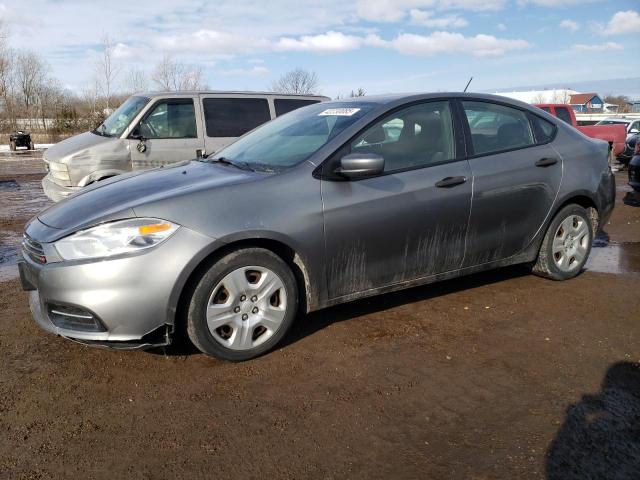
[
  {"left": 129, "top": 98, "right": 204, "bottom": 170},
  {"left": 459, "top": 99, "right": 562, "bottom": 267},
  {"left": 321, "top": 100, "right": 472, "bottom": 300}
]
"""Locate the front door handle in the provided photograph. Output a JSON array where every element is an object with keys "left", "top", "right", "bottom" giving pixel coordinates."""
[
  {"left": 535, "top": 157, "right": 558, "bottom": 167},
  {"left": 435, "top": 176, "right": 467, "bottom": 188}
]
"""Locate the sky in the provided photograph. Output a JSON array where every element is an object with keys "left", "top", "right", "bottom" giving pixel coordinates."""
[{"left": 1, "top": 0, "right": 639, "bottom": 98}]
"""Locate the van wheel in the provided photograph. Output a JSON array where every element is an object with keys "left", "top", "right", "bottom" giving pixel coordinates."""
[
  {"left": 533, "top": 204, "right": 593, "bottom": 280},
  {"left": 186, "top": 248, "right": 298, "bottom": 361}
]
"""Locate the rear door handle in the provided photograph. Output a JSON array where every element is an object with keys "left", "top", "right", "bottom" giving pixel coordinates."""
[
  {"left": 535, "top": 157, "right": 558, "bottom": 167},
  {"left": 435, "top": 176, "right": 467, "bottom": 188}
]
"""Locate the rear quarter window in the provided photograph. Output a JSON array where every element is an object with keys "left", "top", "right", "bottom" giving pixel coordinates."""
[
  {"left": 529, "top": 113, "right": 556, "bottom": 144},
  {"left": 274, "top": 99, "right": 320, "bottom": 116},
  {"left": 203, "top": 98, "right": 271, "bottom": 137}
]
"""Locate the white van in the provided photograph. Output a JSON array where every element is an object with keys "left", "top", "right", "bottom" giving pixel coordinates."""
[{"left": 42, "top": 91, "right": 329, "bottom": 201}]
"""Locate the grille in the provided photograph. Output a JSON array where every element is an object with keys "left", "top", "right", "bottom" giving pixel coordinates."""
[{"left": 22, "top": 233, "right": 46, "bottom": 263}]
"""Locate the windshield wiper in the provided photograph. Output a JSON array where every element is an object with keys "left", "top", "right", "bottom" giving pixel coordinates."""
[{"left": 207, "top": 156, "right": 254, "bottom": 172}]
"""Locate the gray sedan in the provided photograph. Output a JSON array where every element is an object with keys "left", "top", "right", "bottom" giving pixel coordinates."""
[{"left": 20, "top": 93, "right": 615, "bottom": 361}]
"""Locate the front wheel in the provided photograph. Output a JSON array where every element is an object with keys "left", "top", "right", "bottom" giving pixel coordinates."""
[
  {"left": 186, "top": 248, "right": 298, "bottom": 361},
  {"left": 533, "top": 204, "right": 594, "bottom": 280}
]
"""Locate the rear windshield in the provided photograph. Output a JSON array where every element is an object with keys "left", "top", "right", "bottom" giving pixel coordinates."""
[{"left": 210, "top": 102, "right": 376, "bottom": 170}]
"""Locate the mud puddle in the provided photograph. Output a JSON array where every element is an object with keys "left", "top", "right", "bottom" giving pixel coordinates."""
[
  {"left": 588, "top": 231, "right": 640, "bottom": 276},
  {"left": 0, "top": 231, "right": 21, "bottom": 282}
]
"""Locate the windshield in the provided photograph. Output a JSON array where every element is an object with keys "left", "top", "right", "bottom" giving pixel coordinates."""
[
  {"left": 94, "top": 96, "right": 150, "bottom": 137},
  {"left": 208, "top": 102, "right": 377, "bottom": 171}
]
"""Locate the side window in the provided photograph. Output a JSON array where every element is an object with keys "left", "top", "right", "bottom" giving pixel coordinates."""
[
  {"left": 274, "top": 99, "right": 320, "bottom": 116},
  {"left": 555, "top": 107, "right": 573, "bottom": 125},
  {"left": 462, "top": 101, "right": 535, "bottom": 155},
  {"left": 351, "top": 101, "right": 455, "bottom": 172},
  {"left": 203, "top": 98, "right": 271, "bottom": 137},
  {"left": 538, "top": 106, "right": 551, "bottom": 114},
  {"left": 529, "top": 113, "right": 556, "bottom": 144},
  {"left": 139, "top": 99, "right": 197, "bottom": 139}
]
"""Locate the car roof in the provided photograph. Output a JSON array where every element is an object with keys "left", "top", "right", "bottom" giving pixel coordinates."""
[
  {"left": 137, "top": 91, "right": 330, "bottom": 100},
  {"left": 321, "top": 92, "right": 536, "bottom": 109}
]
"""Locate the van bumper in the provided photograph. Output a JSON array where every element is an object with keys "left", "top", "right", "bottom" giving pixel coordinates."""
[{"left": 42, "top": 173, "right": 79, "bottom": 202}]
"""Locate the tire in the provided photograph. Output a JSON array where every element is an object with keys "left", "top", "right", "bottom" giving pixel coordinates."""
[
  {"left": 9, "top": 140, "right": 16, "bottom": 151},
  {"left": 29, "top": 141, "right": 35, "bottom": 151},
  {"left": 186, "top": 248, "right": 299, "bottom": 361},
  {"left": 533, "top": 204, "right": 594, "bottom": 280}
]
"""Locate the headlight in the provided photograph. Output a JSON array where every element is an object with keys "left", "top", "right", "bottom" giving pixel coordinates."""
[{"left": 55, "top": 218, "right": 179, "bottom": 261}]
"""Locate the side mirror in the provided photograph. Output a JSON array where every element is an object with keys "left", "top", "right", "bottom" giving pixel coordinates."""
[
  {"left": 129, "top": 125, "right": 144, "bottom": 141},
  {"left": 630, "top": 128, "right": 639, "bottom": 134},
  {"left": 335, "top": 153, "right": 384, "bottom": 179}
]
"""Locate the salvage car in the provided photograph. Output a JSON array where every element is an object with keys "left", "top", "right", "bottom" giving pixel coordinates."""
[
  {"left": 21, "top": 93, "right": 616, "bottom": 361},
  {"left": 41, "top": 91, "right": 328, "bottom": 202}
]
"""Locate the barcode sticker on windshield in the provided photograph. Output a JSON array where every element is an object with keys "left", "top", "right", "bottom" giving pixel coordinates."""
[{"left": 318, "top": 108, "right": 361, "bottom": 116}]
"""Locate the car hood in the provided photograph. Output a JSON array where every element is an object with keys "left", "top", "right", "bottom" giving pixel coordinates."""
[
  {"left": 36, "top": 160, "right": 263, "bottom": 238},
  {"left": 43, "top": 131, "right": 116, "bottom": 164}
]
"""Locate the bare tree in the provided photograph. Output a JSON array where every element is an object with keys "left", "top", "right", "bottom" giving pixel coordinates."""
[
  {"left": 124, "top": 67, "right": 149, "bottom": 93},
  {"left": 14, "top": 50, "right": 48, "bottom": 112},
  {"left": 270, "top": 68, "right": 319, "bottom": 95},
  {"left": 151, "top": 53, "right": 204, "bottom": 91},
  {"left": 95, "top": 34, "right": 120, "bottom": 110},
  {"left": 350, "top": 87, "right": 366, "bottom": 97}
]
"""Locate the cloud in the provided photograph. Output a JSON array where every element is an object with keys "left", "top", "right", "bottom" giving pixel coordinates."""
[
  {"left": 559, "top": 19, "right": 579, "bottom": 32},
  {"left": 356, "top": 0, "right": 504, "bottom": 23},
  {"left": 598, "top": 10, "right": 640, "bottom": 35},
  {"left": 155, "top": 29, "right": 268, "bottom": 56},
  {"left": 572, "top": 42, "right": 623, "bottom": 52},
  {"left": 382, "top": 31, "right": 530, "bottom": 57},
  {"left": 218, "top": 66, "right": 270, "bottom": 76},
  {"left": 497, "top": 23, "right": 506, "bottom": 31},
  {"left": 274, "top": 31, "right": 363, "bottom": 53},
  {"left": 519, "top": 0, "right": 591, "bottom": 5},
  {"left": 410, "top": 9, "right": 468, "bottom": 28}
]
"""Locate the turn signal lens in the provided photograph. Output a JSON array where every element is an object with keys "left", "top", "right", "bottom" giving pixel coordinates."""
[{"left": 138, "top": 223, "right": 173, "bottom": 235}]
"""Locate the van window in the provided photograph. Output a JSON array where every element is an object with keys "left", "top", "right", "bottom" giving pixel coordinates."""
[
  {"left": 96, "top": 96, "right": 149, "bottom": 137},
  {"left": 555, "top": 107, "right": 573, "bottom": 125},
  {"left": 139, "top": 99, "right": 197, "bottom": 139},
  {"left": 462, "top": 101, "right": 535, "bottom": 155},
  {"left": 203, "top": 98, "right": 271, "bottom": 137},
  {"left": 274, "top": 99, "right": 320, "bottom": 116}
]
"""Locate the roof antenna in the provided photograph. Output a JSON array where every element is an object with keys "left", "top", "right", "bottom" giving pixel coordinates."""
[{"left": 463, "top": 76, "right": 473, "bottom": 93}]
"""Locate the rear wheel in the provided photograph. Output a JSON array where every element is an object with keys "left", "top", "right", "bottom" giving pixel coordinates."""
[
  {"left": 9, "top": 140, "right": 16, "bottom": 151},
  {"left": 533, "top": 204, "right": 593, "bottom": 280},
  {"left": 29, "top": 141, "right": 35, "bottom": 150},
  {"left": 186, "top": 248, "right": 298, "bottom": 361}
]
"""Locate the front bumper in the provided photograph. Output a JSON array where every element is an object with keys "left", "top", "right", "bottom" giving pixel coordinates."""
[
  {"left": 42, "top": 173, "right": 79, "bottom": 202},
  {"left": 21, "top": 221, "right": 214, "bottom": 348}
]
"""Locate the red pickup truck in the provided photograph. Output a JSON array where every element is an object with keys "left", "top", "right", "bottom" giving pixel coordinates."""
[{"left": 535, "top": 104, "right": 626, "bottom": 157}]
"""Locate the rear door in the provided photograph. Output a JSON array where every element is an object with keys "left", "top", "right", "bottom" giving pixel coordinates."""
[
  {"left": 129, "top": 97, "right": 204, "bottom": 170},
  {"left": 200, "top": 96, "right": 272, "bottom": 156},
  {"left": 459, "top": 99, "right": 561, "bottom": 267}
]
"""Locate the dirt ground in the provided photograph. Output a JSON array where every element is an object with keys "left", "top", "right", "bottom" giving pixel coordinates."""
[{"left": 1, "top": 150, "right": 639, "bottom": 479}]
